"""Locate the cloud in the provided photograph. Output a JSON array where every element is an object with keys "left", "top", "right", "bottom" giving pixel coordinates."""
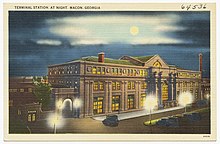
[
  {"left": 36, "top": 39, "right": 62, "bottom": 46},
  {"left": 131, "top": 37, "right": 184, "bottom": 45},
  {"left": 47, "top": 14, "right": 181, "bottom": 25},
  {"left": 70, "top": 39, "right": 108, "bottom": 45},
  {"left": 49, "top": 26, "right": 89, "bottom": 37},
  {"left": 154, "top": 25, "right": 186, "bottom": 32}
]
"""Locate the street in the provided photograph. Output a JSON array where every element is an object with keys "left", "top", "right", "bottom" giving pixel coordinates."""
[{"left": 24, "top": 107, "right": 210, "bottom": 134}]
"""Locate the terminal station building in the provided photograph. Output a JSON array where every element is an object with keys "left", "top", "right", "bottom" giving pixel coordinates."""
[{"left": 48, "top": 52, "right": 203, "bottom": 118}]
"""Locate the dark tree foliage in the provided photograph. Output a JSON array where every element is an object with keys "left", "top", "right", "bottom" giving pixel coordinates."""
[{"left": 33, "top": 77, "right": 51, "bottom": 110}]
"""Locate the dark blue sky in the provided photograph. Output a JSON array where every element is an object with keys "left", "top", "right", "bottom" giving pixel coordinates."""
[{"left": 9, "top": 11, "right": 210, "bottom": 77}]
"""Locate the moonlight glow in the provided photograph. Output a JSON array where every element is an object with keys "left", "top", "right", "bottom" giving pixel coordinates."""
[{"left": 130, "top": 26, "right": 139, "bottom": 36}]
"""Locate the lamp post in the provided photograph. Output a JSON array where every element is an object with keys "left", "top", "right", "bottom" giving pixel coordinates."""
[
  {"left": 178, "top": 91, "right": 193, "bottom": 113},
  {"left": 145, "top": 95, "right": 157, "bottom": 125},
  {"left": 48, "top": 100, "right": 64, "bottom": 134},
  {"left": 73, "top": 98, "right": 81, "bottom": 118}
]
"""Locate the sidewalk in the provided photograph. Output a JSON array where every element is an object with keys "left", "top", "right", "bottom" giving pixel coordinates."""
[{"left": 92, "top": 106, "right": 184, "bottom": 121}]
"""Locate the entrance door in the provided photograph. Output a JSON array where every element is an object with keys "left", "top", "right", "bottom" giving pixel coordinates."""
[
  {"left": 93, "top": 97, "right": 103, "bottom": 114},
  {"left": 112, "top": 95, "right": 120, "bottom": 112},
  {"left": 127, "top": 95, "right": 134, "bottom": 109}
]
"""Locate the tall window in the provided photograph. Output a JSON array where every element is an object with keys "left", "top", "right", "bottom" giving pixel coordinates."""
[
  {"left": 116, "top": 82, "right": 121, "bottom": 90},
  {"left": 99, "top": 82, "right": 104, "bottom": 90},
  {"left": 112, "top": 82, "right": 116, "bottom": 90},
  {"left": 112, "top": 95, "right": 120, "bottom": 111},
  {"left": 131, "top": 82, "right": 135, "bottom": 89},
  {"left": 128, "top": 95, "right": 134, "bottom": 109},
  {"left": 128, "top": 81, "right": 131, "bottom": 90},
  {"left": 97, "top": 67, "right": 101, "bottom": 74},
  {"left": 140, "top": 70, "right": 144, "bottom": 76},
  {"left": 141, "top": 82, "right": 147, "bottom": 89},
  {"left": 162, "top": 83, "right": 168, "bottom": 101},
  {"left": 140, "top": 94, "right": 146, "bottom": 108},
  {"left": 93, "top": 97, "right": 103, "bottom": 114},
  {"left": 101, "top": 67, "right": 105, "bottom": 75},
  {"left": 93, "top": 82, "right": 98, "bottom": 91},
  {"left": 92, "top": 67, "right": 97, "bottom": 74},
  {"left": 93, "top": 81, "right": 104, "bottom": 91}
]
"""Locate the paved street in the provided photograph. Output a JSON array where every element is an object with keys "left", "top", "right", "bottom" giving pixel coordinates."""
[{"left": 25, "top": 107, "right": 210, "bottom": 134}]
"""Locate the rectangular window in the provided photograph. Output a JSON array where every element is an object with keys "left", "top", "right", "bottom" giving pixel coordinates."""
[
  {"left": 131, "top": 82, "right": 135, "bottom": 89},
  {"left": 128, "top": 81, "right": 131, "bottom": 90},
  {"left": 93, "top": 97, "right": 103, "bottom": 114},
  {"left": 112, "top": 95, "right": 120, "bottom": 111},
  {"left": 112, "top": 82, "right": 116, "bottom": 90},
  {"left": 141, "top": 82, "right": 147, "bottom": 89},
  {"left": 116, "top": 82, "right": 121, "bottom": 90},
  {"left": 99, "top": 82, "right": 104, "bottom": 90},
  {"left": 128, "top": 95, "right": 134, "bottom": 109},
  {"left": 93, "top": 82, "right": 98, "bottom": 91},
  {"left": 97, "top": 67, "right": 101, "bottom": 75},
  {"left": 28, "top": 114, "right": 32, "bottom": 122},
  {"left": 101, "top": 67, "right": 105, "bottom": 75},
  {"left": 20, "top": 89, "right": 24, "bottom": 92},
  {"left": 140, "top": 70, "right": 144, "bottom": 76},
  {"left": 92, "top": 67, "right": 97, "bottom": 74},
  {"left": 140, "top": 94, "right": 146, "bottom": 108},
  {"left": 28, "top": 88, "right": 32, "bottom": 92}
]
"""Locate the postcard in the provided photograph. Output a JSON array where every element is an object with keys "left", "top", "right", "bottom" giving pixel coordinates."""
[{"left": 3, "top": 3, "right": 216, "bottom": 141}]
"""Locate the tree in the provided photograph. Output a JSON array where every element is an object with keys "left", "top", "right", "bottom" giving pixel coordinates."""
[{"left": 33, "top": 77, "right": 51, "bottom": 110}]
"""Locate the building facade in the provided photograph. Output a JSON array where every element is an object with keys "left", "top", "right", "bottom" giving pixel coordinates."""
[{"left": 48, "top": 53, "right": 202, "bottom": 118}]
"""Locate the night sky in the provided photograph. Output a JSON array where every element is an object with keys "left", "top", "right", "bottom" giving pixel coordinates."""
[{"left": 9, "top": 11, "right": 210, "bottom": 77}]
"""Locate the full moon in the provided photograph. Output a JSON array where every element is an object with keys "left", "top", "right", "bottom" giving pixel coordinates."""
[{"left": 130, "top": 26, "right": 139, "bottom": 36}]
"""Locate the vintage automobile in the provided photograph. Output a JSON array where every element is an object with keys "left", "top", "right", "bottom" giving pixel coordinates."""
[{"left": 102, "top": 114, "right": 119, "bottom": 127}]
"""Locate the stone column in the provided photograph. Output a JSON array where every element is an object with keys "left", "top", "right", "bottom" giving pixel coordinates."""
[
  {"left": 89, "top": 81, "right": 94, "bottom": 116},
  {"left": 157, "top": 72, "right": 162, "bottom": 107},
  {"left": 85, "top": 81, "right": 90, "bottom": 116},
  {"left": 168, "top": 73, "right": 173, "bottom": 101},
  {"left": 108, "top": 81, "right": 112, "bottom": 113},
  {"left": 104, "top": 81, "right": 109, "bottom": 114},
  {"left": 135, "top": 81, "right": 139, "bottom": 109},
  {"left": 120, "top": 81, "right": 125, "bottom": 111},
  {"left": 173, "top": 73, "right": 177, "bottom": 101},
  {"left": 124, "top": 81, "right": 128, "bottom": 111},
  {"left": 138, "top": 81, "right": 142, "bottom": 109}
]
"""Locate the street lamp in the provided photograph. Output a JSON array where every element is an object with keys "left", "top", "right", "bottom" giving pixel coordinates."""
[
  {"left": 178, "top": 91, "right": 193, "bottom": 113},
  {"left": 47, "top": 99, "right": 64, "bottom": 133},
  {"left": 145, "top": 94, "right": 157, "bottom": 125},
  {"left": 47, "top": 113, "right": 63, "bottom": 134},
  {"left": 73, "top": 98, "right": 81, "bottom": 118}
]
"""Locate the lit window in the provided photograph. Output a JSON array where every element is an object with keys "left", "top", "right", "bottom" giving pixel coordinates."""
[
  {"left": 93, "top": 82, "right": 98, "bottom": 91},
  {"left": 97, "top": 67, "right": 101, "bottom": 74},
  {"left": 116, "top": 82, "right": 121, "bottom": 90},
  {"left": 128, "top": 81, "right": 131, "bottom": 90},
  {"left": 99, "top": 82, "right": 104, "bottom": 90},
  {"left": 92, "top": 67, "right": 97, "bottom": 74},
  {"left": 128, "top": 95, "right": 134, "bottom": 109},
  {"left": 141, "top": 82, "right": 147, "bottom": 89},
  {"left": 112, "top": 82, "right": 116, "bottom": 90},
  {"left": 28, "top": 88, "right": 32, "bottom": 93},
  {"left": 101, "top": 67, "right": 105, "bottom": 75},
  {"left": 140, "top": 70, "right": 144, "bottom": 76},
  {"left": 112, "top": 95, "right": 120, "bottom": 111},
  {"left": 140, "top": 94, "right": 146, "bottom": 108},
  {"left": 93, "top": 97, "right": 103, "bottom": 114},
  {"left": 131, "top": 82, "right": 135, "bottom": 89},
  {"left": 20, "top": 89, "right": 24, "bottom": 92},
  {"left": 28, "top": 114, "right": 32, "bottom": 122}
]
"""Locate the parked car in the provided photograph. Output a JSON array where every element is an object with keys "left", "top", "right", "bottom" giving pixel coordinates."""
[
  {"left": 156, "top": 118, "right": 170, "bottom": 126},
  {"left": 102, "top": 115, "right": 119, "bottom": 127},
  {"left": 183, "top": 112, "right": 201, "bottom": 123},
  {"left": 167, "top": 117, "right": 179, "bottom": 127}
]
